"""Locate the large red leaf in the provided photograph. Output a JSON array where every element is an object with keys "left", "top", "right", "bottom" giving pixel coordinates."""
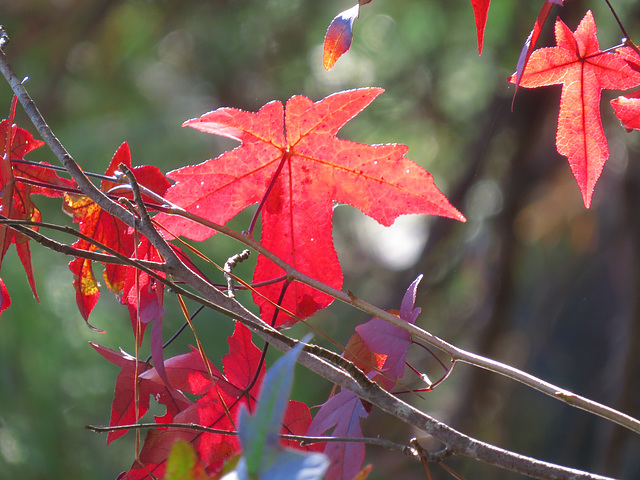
[
  {"left": 510, "top": 11, "right": 640, "bottom": 207},
  {"left": 157, "top": 88, "right": 464, "bottom": 327}
]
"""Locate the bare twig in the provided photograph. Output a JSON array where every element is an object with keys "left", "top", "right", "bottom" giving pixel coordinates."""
[{"left": 224, "top": 249, "right": 251, "bottom": 297}]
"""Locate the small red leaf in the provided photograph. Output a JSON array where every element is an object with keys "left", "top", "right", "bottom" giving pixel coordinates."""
[
  {"left": 323, "top": 4, "right": 359, "bottom": 70},
  {"left": 0, "top": 278, "right": 10, "bottom": 315},
  {"left": 611, "top": 89, "right": 640, "bottom": 131},
  {"left": 510, "top": 11, "right": 640, "bottom": 207},
  {"left": 223, "top": 322, "right": 265, "bottom": 393}
]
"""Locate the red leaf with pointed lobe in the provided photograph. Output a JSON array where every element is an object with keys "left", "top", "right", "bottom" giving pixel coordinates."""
[
  {"left": 90, "top": 343, "right": 191, "bottom": 445},
  {"left": 470, "top": 0, "right": 491, "bottom": 54},
  {"left": 510, "top": 11, "right": 640, "bottom": 207},
  {"left": 223, "top": 322, "right": 266, "bottom": 392},
  {"left": 323, "top": 4, "right": 359, "bottom": 70},
  {"left": 156, "top": 88, "right": 463, "bottom": 327},
  {"left": 611, "top": 89, "right": 640, "bottom": 131},
  {"left": 63, "top": 143, "right": 170, "bottom": 324}
]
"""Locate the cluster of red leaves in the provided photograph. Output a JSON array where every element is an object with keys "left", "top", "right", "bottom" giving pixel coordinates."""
[
  {"left": 513, "top": 10, "right": 640, "bottom": 207},
  {"left": 0, "top": 96, "right": 75, "bottom": 312},
  {"left": 324, "top": 1, "right": 640, "bottom": 207},
  {"left": 62, "top": 142, "right": 170, "bottom": 327},
  {"left": 0, "top": 86, "right": 462, "bottom": 480},
  {"left": 93, "top": 323, "right": 318, "bottom": 479}
]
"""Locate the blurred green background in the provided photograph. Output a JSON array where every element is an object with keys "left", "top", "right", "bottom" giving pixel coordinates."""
[{"left": 1, "top": 0, "right": 640, "bottom": 478}]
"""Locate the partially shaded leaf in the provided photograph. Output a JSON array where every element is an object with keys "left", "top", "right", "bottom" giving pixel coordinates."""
[{"left": 307, "top": 390, "right": 368, "bottom": 480}]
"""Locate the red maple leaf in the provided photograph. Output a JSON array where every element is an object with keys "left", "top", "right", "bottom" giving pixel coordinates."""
[
  {"left": 156, "top": 88, "right": 464, "bottom": 327},
  {"left": 510, "top": 11, "right": 640, "bottom": 207},
  {"left": 63, "top": 142, "right": 170, "bottom": 324}
]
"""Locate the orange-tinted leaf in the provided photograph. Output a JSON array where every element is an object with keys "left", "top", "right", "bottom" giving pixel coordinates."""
[
  {"left": 353, "top": 464, "right": 374, "bottom": 480},
  {"left": 611, "top": 89, "right": 640, "bottom": 131},
  {"left": 323, "top": 4, "right": 359, "bottom": 70},
  {"left": 157, "top": 88, "right": 464, "bottom": 327},
  {"left": 343, "top": 331, "right": 387, "bottom": 375},
  {"left": 510, "top": 11, "right": 640, "bottom": 207},
  {"left": 64, "top": 142, "right": 170, "bottom": 323}
]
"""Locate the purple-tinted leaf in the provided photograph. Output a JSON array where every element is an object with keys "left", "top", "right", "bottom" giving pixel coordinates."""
[
  {"left": 356, "top": 275, "right": 422, "bottom": 380},
  {"left": 150, "top": 316, "right": 169, "bottom": 388},
  {"left": 307, "top": 390, "right": 368, "bottom": 480}
]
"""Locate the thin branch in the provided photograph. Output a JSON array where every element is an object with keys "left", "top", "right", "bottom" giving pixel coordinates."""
[
  {"left": 0, "top": 217, "right": 169, "bottom": 272},
  {"left": 160, "top": 208, "right": 640, "bottom": 437},
  {"left": 85, "top": 422, "right": 425, "bottom": 456}
]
